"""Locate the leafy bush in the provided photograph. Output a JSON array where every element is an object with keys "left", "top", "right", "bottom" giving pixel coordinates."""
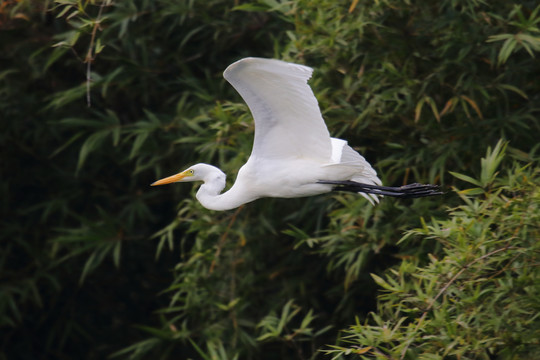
[
  {"left": 326, "top": 141, "right": 540, "bottom": 359},
  {"left": 1, "top": 1, "right": 539, "bottom": 359}
]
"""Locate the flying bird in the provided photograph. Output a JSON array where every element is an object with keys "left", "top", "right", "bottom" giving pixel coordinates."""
[{"left": 152, "top": 57, "right": 440, "bottom": 211}]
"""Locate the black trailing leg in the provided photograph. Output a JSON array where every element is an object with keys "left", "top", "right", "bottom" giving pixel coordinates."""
[{"left": 317, "top": 180, "right": 443, "bottom": 199}]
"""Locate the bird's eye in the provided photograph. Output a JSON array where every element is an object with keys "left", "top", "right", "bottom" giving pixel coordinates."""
[{"left": 188, "top": 169, "right": 194, "bottom": 175}]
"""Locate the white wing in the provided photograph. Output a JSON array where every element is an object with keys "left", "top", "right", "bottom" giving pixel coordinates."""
[{"left": 223, "top": 57, "right": 332, "bottom": 161}]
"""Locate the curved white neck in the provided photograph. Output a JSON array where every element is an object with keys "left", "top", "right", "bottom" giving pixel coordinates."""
[{"left": 196, "top": 174, "right": 253, "bottom": 211}]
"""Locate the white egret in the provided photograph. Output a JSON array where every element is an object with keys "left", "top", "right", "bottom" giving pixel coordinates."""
[{"left": 152, "top": 57, "right": 440, "bottom": 211}]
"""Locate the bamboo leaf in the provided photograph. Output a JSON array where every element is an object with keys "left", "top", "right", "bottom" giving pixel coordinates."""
[
  {"left": 497, "top": 84, "right": 528, "bottom": 99},
  {"left": 414, "top": 97, "right": 426, "bottom": 122},
  {"left": 425, "top": 96, "right": 441, "bottom": 122},
  {"left": 460, "top": 95, "right": 483, "bottom": 119},
  {"left": 449, "top": 171, "right": 483, "bottom": 187},
  {"left": 498, "top": 37, "right": 518, "bottom": 65}
]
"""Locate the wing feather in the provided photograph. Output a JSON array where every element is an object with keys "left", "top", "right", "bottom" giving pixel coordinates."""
[{"left": 223, "top": 57, "right": 332, "bottom": 161}]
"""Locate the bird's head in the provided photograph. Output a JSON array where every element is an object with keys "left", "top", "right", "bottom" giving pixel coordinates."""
[{"left": 151, "top": 163, "right": 224, "bottom": 186}]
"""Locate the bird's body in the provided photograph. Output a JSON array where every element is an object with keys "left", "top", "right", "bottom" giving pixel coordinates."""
[{"left": 152, "top": 58, "right": 440, "bottom": 210}]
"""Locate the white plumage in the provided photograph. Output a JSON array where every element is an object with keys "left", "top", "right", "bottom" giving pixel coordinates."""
[{"left": 152, "top": 58, "right": 439, "bottom": 211}]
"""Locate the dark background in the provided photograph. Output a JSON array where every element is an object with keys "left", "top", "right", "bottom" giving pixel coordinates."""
[{"left": 1, "top": 1, "right": 539, "bottom": 359}]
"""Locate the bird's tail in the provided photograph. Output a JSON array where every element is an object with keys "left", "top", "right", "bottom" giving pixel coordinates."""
[{"left": 317, "top": 180, "right": 442, "bottom": 199}]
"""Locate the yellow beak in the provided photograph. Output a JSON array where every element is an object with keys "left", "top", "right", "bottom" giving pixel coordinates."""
[{"left": 151, "top": 171, "right": 188, "bottom": 186}]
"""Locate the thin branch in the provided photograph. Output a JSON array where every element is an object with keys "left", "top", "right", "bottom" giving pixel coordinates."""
[
  {"left": 84, "top": 1, "right": 108, "bottom": 107},
  {"left": 209, "top": 205, "right": 244, "bottom": 273}
]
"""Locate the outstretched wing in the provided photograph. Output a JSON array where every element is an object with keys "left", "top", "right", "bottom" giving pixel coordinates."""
[{"left": 223, "top": 57, "right": 332, "bottom": 161}]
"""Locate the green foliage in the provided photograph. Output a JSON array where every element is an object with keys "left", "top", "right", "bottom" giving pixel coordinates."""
[
  {"left": 325, "top": 142, "right": 540, "bottom": 360},
  {"left": 1, "top": 1, "right": 539, "bottom": 360}
]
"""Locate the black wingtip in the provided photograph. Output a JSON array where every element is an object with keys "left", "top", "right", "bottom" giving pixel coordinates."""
[{"left": 317, "top": 180, "right": 443, "bottom": 199}]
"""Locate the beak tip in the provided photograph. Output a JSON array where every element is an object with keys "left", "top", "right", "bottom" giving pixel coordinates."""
[{"left": 151, "top": 180, "right": 166, "bottom": 186}]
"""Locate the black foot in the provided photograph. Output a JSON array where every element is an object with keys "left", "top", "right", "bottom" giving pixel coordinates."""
[{"left": 317, "top": 180, "right": 443, "bottom": 199}]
